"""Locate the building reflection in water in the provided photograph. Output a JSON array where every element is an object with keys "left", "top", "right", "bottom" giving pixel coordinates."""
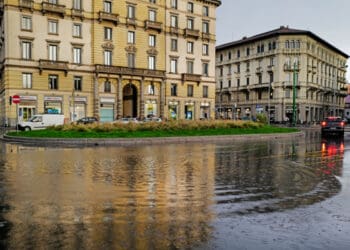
[
  {"left": 0, "top": 143, "right": 216, "bottom": 249},
  {"left": 0, "top": 132, "right": 345, "bottom": 248},
  {"left": 214, "top": 134, "right": 343, "bottom": 215}
]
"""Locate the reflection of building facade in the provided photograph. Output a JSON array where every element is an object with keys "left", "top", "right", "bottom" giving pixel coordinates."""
[
  {"left": 1, "top": 144, "right": 216, "bottom": 249},
  {"left": 215, "top": 26, "right": 348, "bottom": 123},
  {"left": 0, "top": 0, "right": 221, "bottom": 126}
]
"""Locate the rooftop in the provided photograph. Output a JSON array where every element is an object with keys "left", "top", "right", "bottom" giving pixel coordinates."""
[{"left": 216, "top": 26, "right": 349, "bottom": 58}]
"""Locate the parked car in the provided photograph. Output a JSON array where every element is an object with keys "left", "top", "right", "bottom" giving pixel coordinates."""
[
  {"left": 76, "top": 117, "right": 98, "bottom": 125},
  {"left": 142, "top": 117, "right": 162, "bottom": 122},
  {"left": 116, "top": 117, "right": 139, "bottom": 124},
  {"left": 321, "top": 116, "right": 345, "bottom": 136},
  {"left": 18, "top": 114, "right": 65, "bottom": 131}
]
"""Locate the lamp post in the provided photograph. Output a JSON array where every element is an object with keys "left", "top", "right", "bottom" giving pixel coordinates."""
[{"left": 292, "top": 62, "right": 298, "bottom": 127}]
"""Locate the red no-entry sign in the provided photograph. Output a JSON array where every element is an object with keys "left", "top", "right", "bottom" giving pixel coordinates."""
[{"left": 12, "top": 95, "right": 20, "bottom": 104}]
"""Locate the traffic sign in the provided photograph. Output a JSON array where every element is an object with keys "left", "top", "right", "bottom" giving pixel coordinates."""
[{"left": 12, "top": 95, "right": 20, "bottom": 104}]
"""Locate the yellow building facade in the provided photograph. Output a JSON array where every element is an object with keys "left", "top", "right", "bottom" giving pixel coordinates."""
[{"left": 0, "top": 0, "right": 221, "bottom": 125}]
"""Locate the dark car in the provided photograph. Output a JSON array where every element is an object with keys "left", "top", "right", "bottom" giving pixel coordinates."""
[
  {"left": 321, "top": 116, "right": 345, "bottom": 136},
  {"left": 76, "top": 117, "right": 98, "bottom": 125}
]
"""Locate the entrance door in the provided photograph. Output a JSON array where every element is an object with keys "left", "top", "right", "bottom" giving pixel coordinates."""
[{"left": 123, "top": 84, "right": 138, "bottom": 118}]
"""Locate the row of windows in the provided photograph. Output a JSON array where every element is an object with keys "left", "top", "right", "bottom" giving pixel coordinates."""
[
  {"left": 21, "top": 73, "right": 209, "bottom": 98},
  {"left": 170, "top": 15, "right": 210, "bottom": 33},
  {"left": 218, "top": 57, "right": 276, "bottom": 76},
  {"left": 218, "top": 41, "right": 277, "bottom": 62},
  {"left": 170, "top": 59, "right": 210, "bottom": 76},
  {"left": 219, "top": 73, "right": 274, "bottom": 88},
  {"left": 22, "top": 73, "right": 82, "bottom": 91},
  {"left": 21, "top": 40, "right": 211, "bottom": 73},
  {"left": 285, "top": 40, "right": 301, "bottom": 49},
  {"left": 38, "top": 0, "right": 209, "bottom": 16}
]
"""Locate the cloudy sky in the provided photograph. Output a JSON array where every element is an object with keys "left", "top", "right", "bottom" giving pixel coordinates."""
[{"left": 216, "top": 0, "right": 350, "bottom": 78}]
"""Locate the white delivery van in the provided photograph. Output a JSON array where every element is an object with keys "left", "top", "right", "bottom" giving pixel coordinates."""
[{"left": 18, "top": 114, "right": 65, "bottom": 131}]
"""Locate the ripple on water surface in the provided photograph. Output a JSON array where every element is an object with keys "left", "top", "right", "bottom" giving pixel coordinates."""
[{"left": 0, "top": 139, "right": 343, "bottom": 249}]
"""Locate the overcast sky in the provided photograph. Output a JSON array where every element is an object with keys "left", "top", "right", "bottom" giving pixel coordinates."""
[{"left": 216, "top": 0, "right": 350, "bottom": 78}]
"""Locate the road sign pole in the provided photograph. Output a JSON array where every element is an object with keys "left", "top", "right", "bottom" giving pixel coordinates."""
[{"left": 16, "top": 104, "right": 18, "bottom": 133}]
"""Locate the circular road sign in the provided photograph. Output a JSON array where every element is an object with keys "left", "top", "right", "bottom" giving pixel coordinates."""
[{"left": 12, "top": 95, "right": 20, "bottom": 104}]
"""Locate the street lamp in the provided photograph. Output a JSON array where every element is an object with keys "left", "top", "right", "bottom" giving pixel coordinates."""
[{"left": 292, "top": 62, "right": 298, "bottom": 127}]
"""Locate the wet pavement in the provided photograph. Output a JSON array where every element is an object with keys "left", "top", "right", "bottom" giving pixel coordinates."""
[{"left": 0, "top": 130, "right": 349, "bottom": 249}]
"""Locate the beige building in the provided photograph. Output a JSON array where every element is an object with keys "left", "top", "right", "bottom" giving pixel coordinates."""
[
  {"left": 216, "top": 26, "right": 348, "bottom": 124},
  {"left": 0, "top": 0, "right": 221, "bottom": 126}
]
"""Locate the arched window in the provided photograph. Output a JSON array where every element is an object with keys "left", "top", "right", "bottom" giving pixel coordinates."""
[{"left": 285, "top": 40, "right": 289, "bottom": 48}]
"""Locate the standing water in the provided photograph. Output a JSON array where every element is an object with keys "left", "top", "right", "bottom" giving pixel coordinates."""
[{"left": 0, "top": 133, "right": 348, "bottom": 249}]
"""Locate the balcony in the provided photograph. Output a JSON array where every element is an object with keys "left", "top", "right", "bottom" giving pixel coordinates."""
[
  {"left": 144, "top": 20, "right": 163, "bottom": 32},
  {"left": 202, "top": 32, "right": 210, "bottom": 40},
  {"left": 95, "top": 65, "right": 165, "bottom": 78},
  {"left": 182, "top": 73, "right": 201, "bottom": 83},
  {"left": 39, "top": 59, "right": 68, "bottom": 75},
  {"left": 249, "top": 82, "right": 269, "bottom": 90},
  {"left": 71, "top": 8, "right": 84, "bottom": 19},
  {"left": 126, "top": 18, "right": 136, "bottom": 27},
  {"left": 255, "top": 67, "right": 263, "bottom": 74},
  {"left": 42, "top": 2, "right": 66, "bottom": 17},
  {"left": 19, "top": 0, "right": 34, "bottom": 11},
  {"left": 338, "top": 76, "right": 346, "bottom": 83},
  {"left": 267, "top": 65, "right": 274, "bottom": 72},
  {"left": 170, "top": 27, "right": 180, "bottom": 35},
  {"left": 98, "top": 11, "right": 119, "bottom": 25},
  {"left": 184, "top": 28, "right": 200, "bottom": 39},
  {"left": 307, "top": 82, "right": 319, "bottom": 90}
]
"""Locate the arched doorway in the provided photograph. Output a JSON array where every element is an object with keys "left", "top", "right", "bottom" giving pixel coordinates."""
[{"left": 123, "top": 84, "right": 138, "bottom": 118}]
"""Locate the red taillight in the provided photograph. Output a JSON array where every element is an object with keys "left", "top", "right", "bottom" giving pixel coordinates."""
[
  {"left": 321, "top": 121, "right": 327, "bottom": 127},
  {"left": 340, "top": 122, "right": 345, "bottom": 127}
]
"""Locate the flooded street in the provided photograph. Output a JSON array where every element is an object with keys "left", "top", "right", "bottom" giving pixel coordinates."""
[{"left": 0, "top": 131, "right": 350, "bottom": 249}]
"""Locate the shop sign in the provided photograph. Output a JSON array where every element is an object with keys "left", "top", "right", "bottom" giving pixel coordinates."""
[
  {"left": 44, "top": 96, "right": 63, "bottom": 101},
  {"left": 100, "top": 97, "right": 115, "bottom": 103},
  {"left": 20, "top": 95, "right": 37, "bottom": 101}
]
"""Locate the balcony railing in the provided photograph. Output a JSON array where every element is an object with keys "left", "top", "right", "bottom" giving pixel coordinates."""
[
  {"left": 39, "top": 59, "right": 68, "bottom": 75},
  {"left": 71, "top": 8, "right": 84, "bottom": 19},
  {"left": 95, "top": 65, "right": 165, "bottom": 78},
  {"left": 182, "top": 73, "right": 201, "bottom": 83},
  {"left": 98, "top": 11, "right": 119, "bottom": 25},
  {"left": 144, "top": 20, "right": 163, "bottom": 32},
  {"left": 184, "top": 28, "right": 200, "bottom": 39},
  {"left": 267, "top": 65, "right": 274, "bottom": 72},
  {"left": 255, "top": 67, "right": 263, "bottom": 74},
  {"left": 202, "top": 32, "right": 210, "bottom": 40},
  {"left": 19, "top": 0, "right": 34, "bottom": 11},
  {"left": 126, "top": 18, "right": 136, "bottom": 26},
  {"left": 42, "top": 2, "right": 66, "bottom": 16},
  {"left": 170, "top": 27, "right": 180, "bottom": 35}
]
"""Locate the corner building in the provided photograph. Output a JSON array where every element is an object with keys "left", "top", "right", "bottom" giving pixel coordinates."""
[
  {"left": 0, "top": 0, "right": 221, "bottom": 126},
  {"left": 216, "top": 26, "right": 348, "bottom": 123}
]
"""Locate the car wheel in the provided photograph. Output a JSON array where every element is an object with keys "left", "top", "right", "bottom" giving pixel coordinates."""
[{"left": 24, "top": 126, "right": 31, "bottom": 131}]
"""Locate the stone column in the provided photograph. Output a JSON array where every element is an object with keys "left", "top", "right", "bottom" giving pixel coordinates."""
[
  {"left": 140, "top": 78, "right": 145, "bottom": 120},
  {"left": 93, "top": 75, "right": 100, "bottom": 119},
  {"left": 117, "top": 75, "right": 123, "bottom": 119},
  {"left": 160, "top": 80, "right": 165, "bottom": 119}
]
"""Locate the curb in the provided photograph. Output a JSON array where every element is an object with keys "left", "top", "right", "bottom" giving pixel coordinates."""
[{"left": 1, "top": 131, "right": 305, "bottom": 147}]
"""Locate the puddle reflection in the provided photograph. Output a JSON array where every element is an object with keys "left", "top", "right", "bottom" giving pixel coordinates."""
[{"left": 0, "top": 134, "right": 344, "bottom": 249}]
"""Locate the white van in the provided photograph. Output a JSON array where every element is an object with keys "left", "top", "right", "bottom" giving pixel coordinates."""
[{"left": 18, "top": 114, "right": 65, "bottom": 131}]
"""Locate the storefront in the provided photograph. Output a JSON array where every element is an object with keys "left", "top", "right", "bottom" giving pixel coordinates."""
[
  {"left": 70, "top": 96, "right": 87, "bottom": 122},
  {"left": 200, "top": 102, "right": 210, "bottom": 119},
  {"left": 185, "top": 101, "right": 194, "bottom": 120},
  {"left": 44, "top": 96, "right": 62, "bottom": 114},
  {"left": 100, "top": 97, "right": 115, "bottom": 122},
  {"left": 145, "top": 100, "right": 158, "bottom": 117},
  {"left": 18, "top": 95, "right": 37, "bottom": 122},
  {"left": 168, "top": 101, "right": 179, "bottom": 120}
]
